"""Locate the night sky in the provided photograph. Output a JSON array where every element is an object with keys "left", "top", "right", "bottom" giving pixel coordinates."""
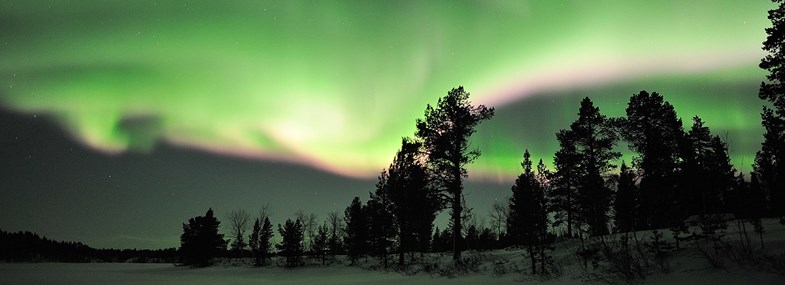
[{"left": 0, "top": 1, "right": 773, "bottom": 249}]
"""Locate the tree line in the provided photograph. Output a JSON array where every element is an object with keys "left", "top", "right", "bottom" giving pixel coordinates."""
[{"left": 0, "top": 229, "right": 177, "bottom": 263}]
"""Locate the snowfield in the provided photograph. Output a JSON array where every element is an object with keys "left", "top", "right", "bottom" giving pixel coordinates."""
[{"left": 1, "top": 219, "right": 783, "bottom": 284}]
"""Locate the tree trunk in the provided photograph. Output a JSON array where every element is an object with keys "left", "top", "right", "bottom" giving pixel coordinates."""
[
  {"left": 567, "top": 185, "right": 573, "bottom": 238},
  {"left": 399, "top": 228, "right": 405, "bottom": 266},
  {"left": 452, "top": 187, "right": 462, "bottom": 261},
  {"left": 539, "top": 232, "right": 546, "bottom": 274},
  {"left": 529, "top": 243, "right": 537, "bottom": 274}
]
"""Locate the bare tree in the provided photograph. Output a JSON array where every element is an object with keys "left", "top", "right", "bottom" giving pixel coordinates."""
[
  {"left": 295, "top": 210, "right": 318, "bottom": 253},
  {"left": 489, "top": 199, "right": 509, "bottom": 239},
  {"left": 228, "top": 209, "right": 251, "bottom": 258},
  {"left": 326, "top": 211, "right": 345, "bottom": 256},
  {"left": 258, "top": 204, "right": 272, "bottom": 226}
]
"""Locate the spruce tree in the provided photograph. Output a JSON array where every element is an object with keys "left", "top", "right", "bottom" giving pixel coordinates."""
[
  {"left": 277, "top": 218, "right": 304, "bottom": 267},
  {"left": 682, "top": 116, "right": 715, "bottom": 216},
  {"left": 682, "top": 117, "right": 735, "bottom": 215},
  {"left": 507, "top": 149, "right": 545, "bottom": 274},
  {"left": 179, "top": 208, "right": 227, "bottom": 267},
  {"left": 367, "top": 175, "right": 395, "bottom": 268},
  {"left": 313, "top": 222, "right": 330, "bottom": 265},
  {"left": 259, "top": 217, "right": 273, "bottom": 266},
  {"left": 249, "top": 218, "right": 261, "bottom": 266},
  {"left": 706, "top": 136, "right": 735, "bottom": 213},
  {"left": 415, "top": 86, "right": 494, "bottom": 260}
]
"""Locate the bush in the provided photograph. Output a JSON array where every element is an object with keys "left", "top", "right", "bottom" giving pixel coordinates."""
[{"left": 578, "top": 234, "right": 669, "bottom": 284}]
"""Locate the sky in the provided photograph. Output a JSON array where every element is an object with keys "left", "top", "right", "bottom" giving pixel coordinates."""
[{"left": 0, "top": 0, "right": 775, "bottom": 249}]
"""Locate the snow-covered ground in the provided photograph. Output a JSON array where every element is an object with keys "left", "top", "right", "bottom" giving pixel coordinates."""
[{"left": 1, "top": 219, "right": 783, "bottom": 284}]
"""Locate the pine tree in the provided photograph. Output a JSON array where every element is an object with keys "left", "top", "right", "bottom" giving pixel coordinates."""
[
  {"left": 571, "top": 97, "right": 620, "bottom": 237},
  {"left": 249, "top": 218, "right": 261, "bottom": 266},
  {"left": 551, "top": 129, "right": 580, "bottom": 238},
  {"left": 344, "top": 197, "right": 368, "bottom": 265},
  {"left": 759, "top": 0, "right": 785, "bottom": 219},
  {"left": 179, "top": 208, "right": 227, "bottom": 267},
  {"left": 415, "top": 86, "right": 494, "bottom": 261},
  {"left": 277, "top": 218, "right": 304, "bottom": 267},
  {"left": 259, "top": 217, "right": 273, "bottom": 266},
  {"left": 622, "top": 91, "right": 683, "bottom": 229},
  {"left": 383, "top": 137, "right": 438, "bottom": 265}
]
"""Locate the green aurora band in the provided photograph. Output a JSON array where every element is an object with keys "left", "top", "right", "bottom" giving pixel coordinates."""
[{"left": 0, "top": 0, "right": 773, "bottom": 182}]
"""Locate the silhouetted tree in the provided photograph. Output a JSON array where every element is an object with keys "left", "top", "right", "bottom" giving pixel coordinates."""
[
  {"left": 295, "top": 210, "right": 318, "bottom": 256},
  {"left": 507, "top": 149, "right": 548, "bottom": 274},
  {"left": 179, "top": 208, "right": 227, "bottom": 267},
  {"left": 368, "top": 173, "right": 395, "bottom": 268},
  {"left": 431, "top": 227, "right": 442, "bottom": 252},
  {"left": 571, "top": 97, "right": 620, "bottom": 237},
  {"left": 313, "top": 222, "right": 330, "bottom": 265},
  {"left": 431, "top": 227, "right": 454, "bottom": 253},
  {"left": 489, "top": 199, "right": 509, "bottom": 242},
  {"left": 465, "top": 225, "right": 480, "bottom": 250},
  {"left": 614, "top": 161, "right": 638, "bottom": 234},
  {"left": 707, "top": 136, "right": 735, "bottom": 211},
  {"left": 682, "top": 117, "right": 735, "bottom": 216},
  {"left": 415, "top": 86, "right": 494, "bottom": 261},
  {"left": 682, "top": 116, "right": 714, "bottom": 216},
  {"left": 326, "top": 211, "right": 345, "bottom": 257},
  {"left": 759, "top": 0, "right": 785, "bottom": 220},
  {"left": 259, "top": 217, "right": 273, "bottom": 266},
  {"left": 551, "top": 129, "right": 580, "bottom": 238},
  {"left": 344, "top": 197, "right": 368, "bottom": 265},
  {"left": 277, "top": 218, "right": 304, "bottom": 267},
  {"left": 227, "top": 209, "right": 250, "bottom": 258},
  {"left": 478, "top": 227, "right": 497, "bottom": 250},
  {"left": 382, "top": 137, "right": 438, "bottom": 265},
  {"left": 249, "top": 218, "right": 261, "bottom": 266},
  {"left": 535, "top": 159, "right": 554, "bottom": 273},
  {"left": 622, "top": 91, "right": 683, "bottom": 229}
]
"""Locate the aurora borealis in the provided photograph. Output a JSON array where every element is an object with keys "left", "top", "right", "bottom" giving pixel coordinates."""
[{"left": 0, "top": 1, "right": 776, "bottom": 248}]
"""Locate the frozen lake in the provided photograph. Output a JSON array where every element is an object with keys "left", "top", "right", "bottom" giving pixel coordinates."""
[{"left": 0, "top": 263, "right": 522, "bottom": 285}]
